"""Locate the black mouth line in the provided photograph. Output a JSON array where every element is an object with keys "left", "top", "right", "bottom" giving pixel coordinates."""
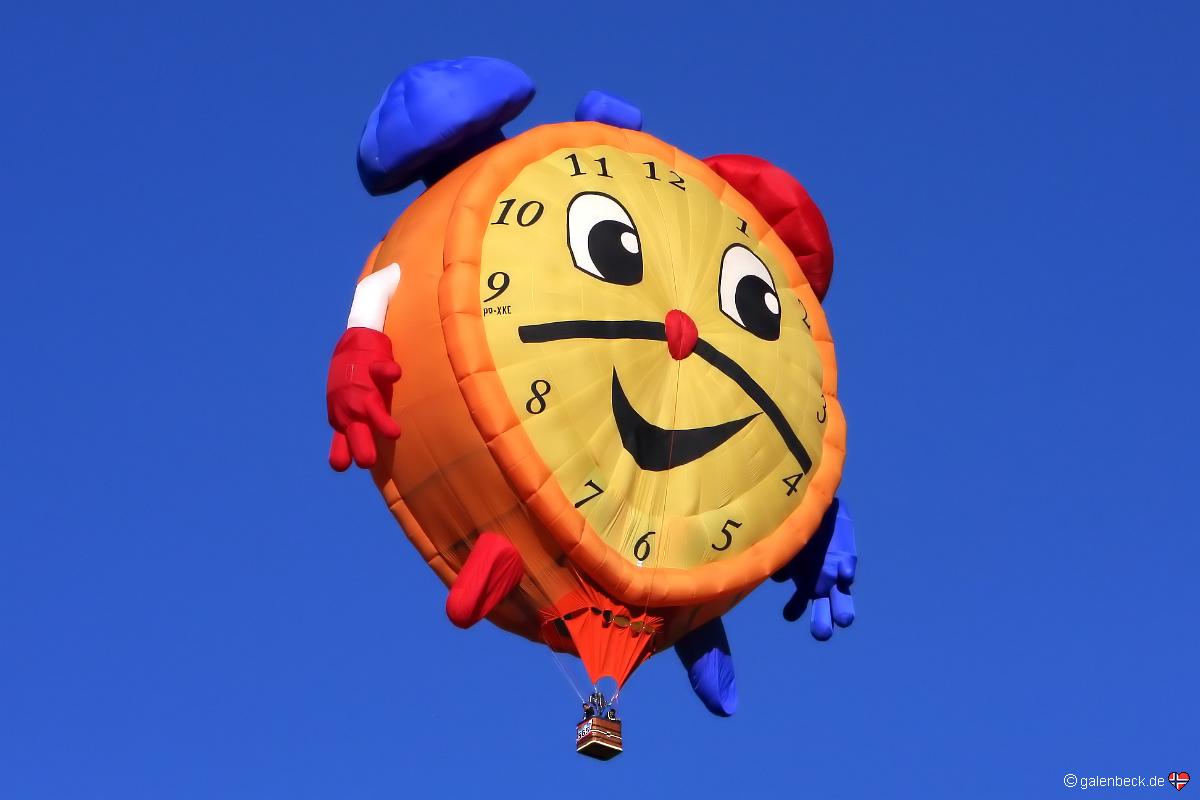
[
  {"left": 611, "top": 369, "right": 757, "bottom": 471},
  {"left": 517, "top": 319, "right": 813, "bottom": 473}
]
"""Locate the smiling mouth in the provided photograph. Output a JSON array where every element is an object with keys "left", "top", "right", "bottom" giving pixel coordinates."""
[
  {"left": 610, "top": 369, "right": 758, "bottom": 471},
  {"left": 517, "top": 319, "right": 814, "bottom": 474}
]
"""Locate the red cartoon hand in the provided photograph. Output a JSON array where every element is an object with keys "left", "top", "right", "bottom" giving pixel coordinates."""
[{"left": 326, "top": 327, "right": 402, "bottom": 471}]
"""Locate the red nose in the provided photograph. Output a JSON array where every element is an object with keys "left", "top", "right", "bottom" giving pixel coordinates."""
[{"left": 665, "top": 309, "right": 698, "bottom": 360}]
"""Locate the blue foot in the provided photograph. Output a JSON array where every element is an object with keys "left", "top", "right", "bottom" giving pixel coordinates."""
[{"left": 674, "top": 616, "right": 738, "bottom": 717}]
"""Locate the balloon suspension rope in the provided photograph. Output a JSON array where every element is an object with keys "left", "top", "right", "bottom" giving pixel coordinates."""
[{"left": 549, "top": 646, "right": 585, "bottom": 703}]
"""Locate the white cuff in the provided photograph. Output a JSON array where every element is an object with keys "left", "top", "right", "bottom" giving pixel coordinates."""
[{"left": 347, "top": 262, "right": 401, "bottom": 331}]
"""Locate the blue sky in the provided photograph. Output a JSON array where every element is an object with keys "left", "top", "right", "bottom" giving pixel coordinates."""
[{"left": 2, "top": 2, "right": 1197, "bottom": 798}]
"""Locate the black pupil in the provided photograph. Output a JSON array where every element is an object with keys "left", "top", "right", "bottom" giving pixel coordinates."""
[
  {"left": 734, "top": 275, "right": 781, "bottom": 340},
  {"left": 588, "top": 220, "right": 642, "bottom": 285}
]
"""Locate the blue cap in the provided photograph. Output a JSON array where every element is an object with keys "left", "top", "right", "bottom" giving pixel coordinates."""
[{"left": 357, "top": 57, "right": 535, "bottom": 194}]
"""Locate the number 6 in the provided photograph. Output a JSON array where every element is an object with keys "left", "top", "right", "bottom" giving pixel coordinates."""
[{"left": 633, "top": 531, "right": 656, "bottom": 561}]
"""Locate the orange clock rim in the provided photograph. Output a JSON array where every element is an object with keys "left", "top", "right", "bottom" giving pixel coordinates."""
[{"left": 438, "top": 121, "right": 846, "bottom": 607}]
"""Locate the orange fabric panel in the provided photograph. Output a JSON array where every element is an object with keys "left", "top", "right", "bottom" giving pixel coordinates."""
[
  {"left": 541, "top": 584, "right": 662, "bottom": 687},
  {"left": 360, "top": 148, "right": 580, "bottom": 644}
]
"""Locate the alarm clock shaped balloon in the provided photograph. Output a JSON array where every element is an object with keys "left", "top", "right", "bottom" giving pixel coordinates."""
[{"left": 326, "top": 57, "right": 858, "bottom": 753}]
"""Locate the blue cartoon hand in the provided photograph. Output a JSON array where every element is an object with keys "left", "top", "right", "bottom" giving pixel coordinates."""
[{"left": 774, "top": 497, "right": 857, "bottom": 640}]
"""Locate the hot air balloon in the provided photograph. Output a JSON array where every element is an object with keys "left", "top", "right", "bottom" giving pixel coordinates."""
[{"left": 326, "top": 57, "right": 858, "bottom": 759}]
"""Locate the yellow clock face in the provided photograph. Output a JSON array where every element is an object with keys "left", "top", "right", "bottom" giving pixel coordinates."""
[{"left": 475, "top": 144, "right": 827, "bottom": 573}]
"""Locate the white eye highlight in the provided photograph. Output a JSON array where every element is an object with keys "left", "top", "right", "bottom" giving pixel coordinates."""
[
  {"left": 567, "top": 192, "right": 643, "bottom": 285},
  {"left": 719, "top": 245, "right": 781, "bottom": 341}
]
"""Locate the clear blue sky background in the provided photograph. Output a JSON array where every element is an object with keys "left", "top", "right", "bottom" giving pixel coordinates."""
[{"left": 2, "top": 2, "right": 1197, "bottom": 798}]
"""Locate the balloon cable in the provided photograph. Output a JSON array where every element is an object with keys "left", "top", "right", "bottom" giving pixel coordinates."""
[{"left": 549, "top": 639, "right": 585, "bottom": 703}]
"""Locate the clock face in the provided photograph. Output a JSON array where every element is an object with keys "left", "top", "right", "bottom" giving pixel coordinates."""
[{"left": 473, "top": 143, "right": 829, "bottom": 574}]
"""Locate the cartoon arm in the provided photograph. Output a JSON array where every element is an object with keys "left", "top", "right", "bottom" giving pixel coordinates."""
[
  {"left": 327, "top": 262, "right": 528, "bottom": 621},
  {"left": 675, "top": 498, "right": 857, "bottom": 716},
  {"left": 335, "top": 59, "right": 633, "bottom": 472},
  {"left": 333, "top": 66, "right": 639, "bottom": 631},
  {"left": 330, "top": 56, "right": 538, "bottom": 473},
  {"left": 326, "top": 263, "right": 403, "bottom": 471}
]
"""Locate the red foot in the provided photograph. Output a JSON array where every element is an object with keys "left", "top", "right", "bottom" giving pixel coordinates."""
[{"left": 446, "top": 533, "right": 525, "bottom": 628}]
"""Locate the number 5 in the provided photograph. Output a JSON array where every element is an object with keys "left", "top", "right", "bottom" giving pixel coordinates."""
[{"left": 712, "top": 519, "right": 741, "bottom": 552}]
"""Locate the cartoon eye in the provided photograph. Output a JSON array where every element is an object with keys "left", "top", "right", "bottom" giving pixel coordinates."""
[
  {"left": 719, "top": 245, "right": 781, "bottom": 341},
  {"left": 567, "top": 192, "right": 642, "bottom": 285}
]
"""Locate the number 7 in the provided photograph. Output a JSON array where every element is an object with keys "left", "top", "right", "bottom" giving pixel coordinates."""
[{"left": 574, "top": 480, "right": 605, "bottom": 508}]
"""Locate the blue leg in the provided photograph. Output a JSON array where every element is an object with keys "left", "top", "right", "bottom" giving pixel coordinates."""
[{"left": 674, "top": 616, "right": 738, "bottom": 717}]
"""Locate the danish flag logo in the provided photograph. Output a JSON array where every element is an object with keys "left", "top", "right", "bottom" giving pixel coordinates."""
[{"left": 1169, "top": 772, "right": 1191, "bottom": 791}]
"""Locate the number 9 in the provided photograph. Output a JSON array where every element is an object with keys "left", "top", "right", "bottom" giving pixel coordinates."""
[{"left": 483, "top": 271, "right": 510, "bottom": 303}]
